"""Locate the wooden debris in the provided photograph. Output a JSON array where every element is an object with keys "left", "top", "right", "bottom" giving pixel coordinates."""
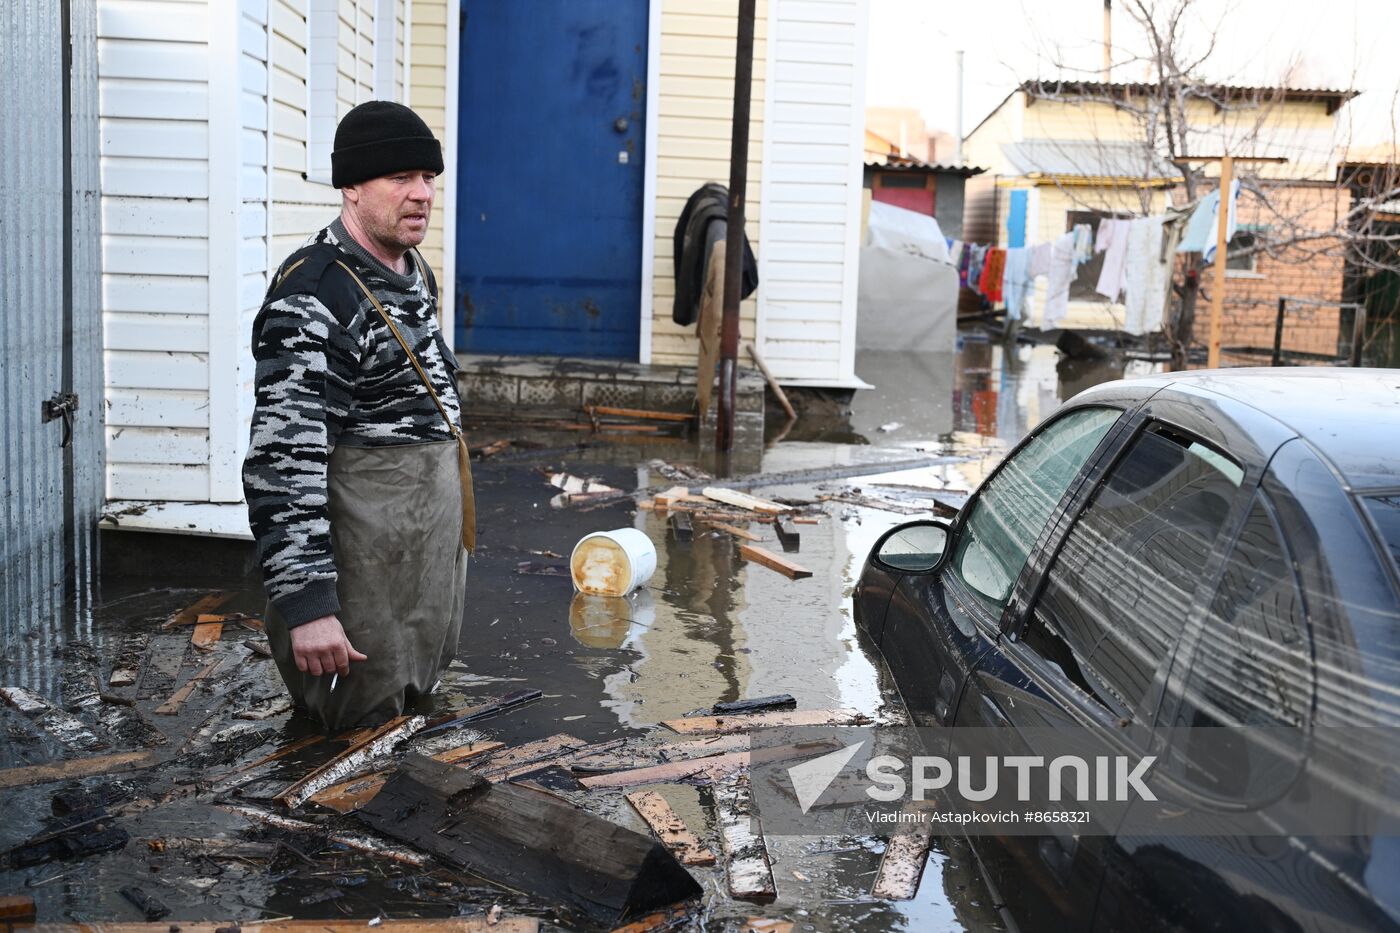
[
  {"left": 791, "top": 516, "right": 820, "bottom": 525},
  {"left": 218, "top": 803, "right": 429, "bottom": 867},
  {"left": 107, "top": 634, "right": 148, "bottom": 687},
  {"left": 161, "top": 591, "right": 233, "bottom": 629},
  {"left": 26, "top": 922, "right": 536, "bottom": 933},
  {"left": 589, "top": 405, "right": 695, "bottom": 423},
  {"left": 470, "top": 438, "right": 512, "bottom": 459},
  {"left": 0, "top": 750, "right": 159, "bottom": 790},
  {"left": 235, "top": 696, "right": 293, "bottom": 720},
  {"left": 741, "top": 921, "right": 794, "bottom": 933},
  {"left": 119, "top": 886, "right": 169, "bottom": 921},
  {"left": 702, "top": 520, "right": 759, "bottom": 542},
  {"left": 276, "top": 714, "right": 425, "bottom": 809},
  {"left": 608, "top": 905, "right": 693, "bottom": 933},
  {"left": 818, "top": 492, "right": 925, "bottom": 516},
  {"left": 669, "top": 511, "right": 693, "bottom": 542},
  {"left": 190, "top": 615, "right": 224, "bottom": 650},
  {"left": 713, "top": 695, "right": 797, "bottom": 715},
  {"left": 715, "top": 776, "right": 775, "bottom": 899},
  {"left": 871, "top": 829, "right": 933, "bottom": 900},
  {"left": 773, "top": 518, "right": 800, "bottom": 553},
  {"left": 549, "top": 472, "right": 618, "bottom": 495},
  {"left": 153, "top": 655, "right": 226, "bottom": 715},
  {"left": 419, "top": 688, "right": 543, "bottom": 735},
  {"left": 653, "top": 485, "right": 692, "bottom": 508},
  {"left": 214, "top": 734, "right": 325, "bottom": 784},
  {"left": 437, "top": 740, "right": 505, "bottom": 764},
  {"left": 568, "top": 733, "right": 752, "bottom": 774},
  {"left": 95, "top": 700, "right": 166, "bottom": 749},
  {"left": 5, "top": 810, "right": 130, "bottom": 869},
  {"left": 308, "top": 739, "right": 505, "bottom": 814},
  {"left": 661, "top": 708, "right": 872, "bottom": 735},
  {"left": 746, "top": 342, "right": 796, "bottom": 422},
  {"left": 133, "top": 636, "right": 187, "bottom": 699},
  {"left": 738, "top": 544, "right": 812, "bottom": 580},
  {"left": 0, "top": 895, "right": 36, "bottom": 930},
  {"left": 577, "top": 741, "right": 837, "bottom": 790},
  {"left": 474, "top": 734, "right": 616, "bottom": 783},
  {"left": 625, "top": 790, "right": 716, "bottom": 865},
  {"left": 701, "top": 487, "right": 788, "bottom": 514},
  {"left": 0, "top": 686, "right": 107, "bottom": 751},
  {"left": 357, "top": 755, "right": 702, "bottom": 927}
]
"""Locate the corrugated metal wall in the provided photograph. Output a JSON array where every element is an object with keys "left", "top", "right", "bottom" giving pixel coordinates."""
[{"left": 1, "top": 0, "right": 104, "bottom": 694}]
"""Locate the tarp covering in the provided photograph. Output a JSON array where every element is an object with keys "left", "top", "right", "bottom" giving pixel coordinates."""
[{"left": 857, "top": 202, "right": 958, "bottom": 352}]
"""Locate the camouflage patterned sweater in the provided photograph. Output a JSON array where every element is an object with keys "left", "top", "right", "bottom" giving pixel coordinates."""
[{"left": 242, "top": 219, "right": 462, "bottom": 628}]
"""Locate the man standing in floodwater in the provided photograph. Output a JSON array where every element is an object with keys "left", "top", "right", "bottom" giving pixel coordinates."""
[{"left": 242, "top": 101, "right": 475, "bottom": 730}]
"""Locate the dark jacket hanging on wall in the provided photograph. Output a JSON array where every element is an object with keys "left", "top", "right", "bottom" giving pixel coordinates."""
[{"left": 672, "top": 183, "right": 759, "bottom": 327}]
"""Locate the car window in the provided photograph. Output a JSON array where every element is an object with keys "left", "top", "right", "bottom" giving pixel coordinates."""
[
  {"left": 950, "top": 406, "right": 1121, "bottom": 612},
  {"left": 1361, "top": 493, "right": 1400, "bottom": 576},
  {"left": 1165, "top": 494, "right": 1310, "bottom": 801},
  {"left": 1020, "top": 423, "right": 1244, "bottom": 719}
]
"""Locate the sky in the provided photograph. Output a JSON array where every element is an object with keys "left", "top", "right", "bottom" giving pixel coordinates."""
[{"left": 864, "top": 0, "right": 1400, "bottom": 152}]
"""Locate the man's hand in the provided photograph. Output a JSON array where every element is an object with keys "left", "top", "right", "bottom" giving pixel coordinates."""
[{"left": 290, "top": 615, "right": 368, "bottom": 677}]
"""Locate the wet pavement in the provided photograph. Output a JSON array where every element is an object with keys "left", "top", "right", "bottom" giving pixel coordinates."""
[{"left": 0, "top": 332, "right": 1152, "bottom": 932}]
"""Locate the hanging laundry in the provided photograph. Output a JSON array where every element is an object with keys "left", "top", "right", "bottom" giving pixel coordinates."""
[
  {"left": 1028, "top": 242, "right": 1053, "bottom": 278},
  {"left": 979, "top": 248, "right": 1006, "bottom": 302},
  {"left": 1177, "top": 179, "right": 1239, "bottom": 262},
  {"left": 967, "top": 244, "right": 988, "bottom": 296},
  {"left": 1041, "top": 232, "right": 1079, "bottom": 330},
  {"left": 1095, "top": 218, "right": 1131, "bottom": 300},
  {"left": 958, "top": 243, "right": 972, "bottom": 287},
  {"left": 1001, "top": 247, "right": 1032, "bottom": 322},
  {"left": 1072, "top": 223, "right": 1095, "bottom": 264},
  {"left": 1142, "top": 214, "right": 1186, "bottom": 334},
  {"left": 1122, "top": 216, "right": 1184, "bottom": 335}
]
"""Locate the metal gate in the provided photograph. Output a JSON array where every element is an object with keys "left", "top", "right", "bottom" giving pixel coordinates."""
[{"left": 0, "top": 0, "right": 104, "bottom": 693}]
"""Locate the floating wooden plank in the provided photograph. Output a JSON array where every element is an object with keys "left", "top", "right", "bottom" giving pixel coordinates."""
[
  {"left": 774, "top": 519, "right": 800, "bottom": 553},
  {"left": 218, "top": 803, "right": 429, "bottom": 867},
  {"left": 669, "top": 512, "right": 693, "bottom": 542},
  {"left": 871, "top": 830, "right": 933, "bottom": 900},
  {"left": 702, "top": 521, "right": 759, "bottom": 542},
  {"left": 568, "top": 734, "right": 751, "bottom": 774},
  {"left": 161, "top": 591, "right": 233, "bottom": 629},
  {"left": 715, "top": 777, "right": 775, "bottom": 899},
  {"left": 24, "top": 921, "right": 538, "bottom": 933},
  {"left": 577, "top": 741, "right": 837, "bottom": 790},
  {"left": 276, "top": 714, "right": 425, "bottom": 809},
  {"left": 243, "top": 638, "right": 273, "bottom": 658},
  {"left": 107, "top": 634, "right": 149, "bottom": 687},
  {"left": 0, "top": 686, "right": 107, "bottom": 751},
  {"left": 739, "top": 545, "right": 812, "bottom": 580},
  {"left": 589, "top": 405, "right": 696, "bottom": 423},
  {"left": 714, "top": 695, "right": 797, "bottom": 715},
  {"left": 190, "top": 616, "right": 223, "bottom": 650},
  {"left": 0, "top": 751, "right": 159, "bottom": 790},
  {"left": 473, "top": 733, "right": 587, "bottom": 782},
  {"left": 133, "top": 635, "right": 187, "bottom": 700},
  {"left": 701, "top": 487, "right": 788, "bottom": 514},
  {"left": 308, "top": 740, "right": 506, "bottom": 814},
  {"left": 357, "top": 755, "right": 702, "bottom": 927},
  {"left": 626, "top": 790, "right": 716, "bottom": 866},
  {"left": 661, "top": 708, "right": 872, "bottom": 735},
  {"left": 608, "top": 905, "right": 693, "bottom": 933},
  {"left": 153, "top": 655, "right": 225, "bottom": 715},
  {"left": 419, "top": 688, "right": 544, "bottom": 735}
]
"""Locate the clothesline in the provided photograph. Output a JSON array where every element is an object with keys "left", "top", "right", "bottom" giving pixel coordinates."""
[{"left": 942, "top": 183, "right": 1238, "bottom": 335}]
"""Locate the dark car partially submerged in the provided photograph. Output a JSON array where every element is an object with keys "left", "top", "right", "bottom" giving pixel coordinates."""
[{"left": 854, "top": 368, "right": 1400, "bottom": 932}]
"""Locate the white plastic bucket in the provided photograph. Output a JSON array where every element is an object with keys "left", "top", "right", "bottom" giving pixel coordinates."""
[{"left": 570, "top": 528, "right": 657, "bottom": 597}]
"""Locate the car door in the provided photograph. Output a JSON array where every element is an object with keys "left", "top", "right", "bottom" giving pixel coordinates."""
[
  {"left": 962, "top": 413, "right": 1260, "bottom": 931},
  {"left": 879, "top": 405, "right": 1127, "bottom": 732}
]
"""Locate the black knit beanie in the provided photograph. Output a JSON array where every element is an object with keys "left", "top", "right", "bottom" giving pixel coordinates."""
[{"left": 331, "top": 100, "right": 444, "bottom": 188}]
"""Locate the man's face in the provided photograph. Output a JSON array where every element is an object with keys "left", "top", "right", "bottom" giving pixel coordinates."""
[{"left": 345, "top": 169, "right": 436, "bottom": 252}]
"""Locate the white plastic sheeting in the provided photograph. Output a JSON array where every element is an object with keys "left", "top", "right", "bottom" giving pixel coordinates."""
[{"left": 856, "top": 202, "right": 959, "bottom": 353}]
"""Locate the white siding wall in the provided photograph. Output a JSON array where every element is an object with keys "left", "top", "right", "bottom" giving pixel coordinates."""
[
  {"left": 756, "top": 0, "right": 868, "bottom": 385},
  {"left": 99, "top": 0, "right": 214, "bottom": 501}
]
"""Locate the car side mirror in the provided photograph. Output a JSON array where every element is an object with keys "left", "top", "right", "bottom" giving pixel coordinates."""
[{"left": 874, "top": 520, "right": 951, "bottom": 573}]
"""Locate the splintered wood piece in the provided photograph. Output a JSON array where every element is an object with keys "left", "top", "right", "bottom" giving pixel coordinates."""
[
  {"left": 276, "top": 714, "right": 426, "bottom": 809},
  {"left": 20, "top": 922, "right": 539, "bottom": 933},
  {"left": 588, "top": 405, "right": 695, "bottom": 423},
  {"left": 218, "top": 803, "right": 429, "bottom": 867},
  {"left": 161, "top": 592, "right": 234, "bottom": 629},
  {"left": 0, "top": 896, "right": 36, "bottom": 925},
  {"left": 577, "top": 741, "right": 837, "bottom": 790},
  {"left": 242, "top": 639, "right": 273, "bottom": 658},
  {"left": 609, "top": 905, "right": 694, "bottom": 933},
  {"left": 420, "top": 689, "right": 544, "bottom": 734},
  {"left": 568, "top": 733, "right": 751, "bottom": 774},
  {"left": 669, "top": 512, "right": 693, "bottom": 542},
  {"left": 154, "top": 656, "right": 226, "bottom": 715},
  {"left": 774, "top": 519, "right": 800, "bottom": 553},
  {"left": 0, "top": 750, "right": 159, "bottom": 790},
  {"left": 472, "top": 733, "right": 586, "bottom": 782},
  {"left": 626, "top": 790, "right": 716, "bottom": 866},
  {"left": 661, "top": 708, "right": 872, "bottom": 735},
  {"left": 653, "top": 485, "right": 689, "bottom": 507},
  {"left": 871, "top": 830, "right": 933, "bottom": 899},
  {"left": 702, "top": 521, "right": 759, "bottom": 542},
  {"left": 701, "top": 487, "right": 787, "bottom": 514},
  {"left": 741, "top": 921, "right": 794, "bottom": 933},
  {"left": 356, "top": 755, "right": 702, "bottom": 927},
  {"left": 716, "top": 777, "right": 775, "bottom": 899},
  {"left": 108, "top": 633, "right": 149, "bottom": 687},
  {"left": 0, "top": 686, "right": 108, "bottom": 751},
  {"left": 739, "top": 545, "right": 812, "bottom": 580},
  {"left": 791, "top": 517, "right": 820, "bottom": 525},
  {"left": 133, "top": 636, "right": 188, "bottom": 700},
  {"left": 235, "top": 696, "right": 292, "bottom": 720},
  {"left": 306, "top": 739, "right": 504, "bottom": 814},
  {"left": 190, "top": 617, "right": 224, "bottom": 650}
]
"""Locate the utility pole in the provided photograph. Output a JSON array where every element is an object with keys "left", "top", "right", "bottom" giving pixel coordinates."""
[
  {"left": 954, "top": 50, "right": 964, "bottom": 164},
  {"left": 717, "top": 0, "right": 756, "bottom": 452},
  {"left": 1102, "top": 0, "right": 1112, "bottom": 81},
  {"left": 1177, "top": 155, "right": 1287, "bottom": 368}
]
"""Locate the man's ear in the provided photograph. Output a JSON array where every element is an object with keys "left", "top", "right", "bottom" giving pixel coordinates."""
[{"left": 342, "top": 185, "right": 360, "bottom": 206}]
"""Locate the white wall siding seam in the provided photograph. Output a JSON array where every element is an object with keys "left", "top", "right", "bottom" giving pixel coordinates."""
[
  {"left": 207, "top": 0, "right": 242, "bottom": 501},
  {"left": 836, "top": 0, "right": 868, "bottom": 385},
  {"left": 440, "top": 0, "right": 459, "bottom": 350},
  {"left": 401, "top": 0, "right": 411, "bottom": 104},
  {"left": 754, "top": 0, "right": 778, "bottom": 356},
  {"left": 638, "top": 0, "right": 663, "bottom": 365}
]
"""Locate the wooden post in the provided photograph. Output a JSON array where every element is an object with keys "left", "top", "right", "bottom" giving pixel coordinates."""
[
  {"left": 718, "top": 0, "right": 757, "bottom": 451},
  {"left": 1350, "top": 302, "right": 1368, "bottom": 367},
  {"left": 1271, "top": 296, "right": 1286, "bottom": 367}
]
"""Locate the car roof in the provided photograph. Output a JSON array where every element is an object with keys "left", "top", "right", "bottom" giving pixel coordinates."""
[{"left": 1088, "top": 367, "right": 1400, "bottom": 490}]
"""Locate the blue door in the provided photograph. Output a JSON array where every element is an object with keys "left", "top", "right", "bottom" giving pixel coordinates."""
[{"left": 456, "top": 1, "right": 648, "bottom": 358}]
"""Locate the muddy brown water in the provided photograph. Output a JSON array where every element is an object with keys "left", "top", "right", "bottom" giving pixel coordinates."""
[{"left": 0, "top": 335, "right": 1142, "bottom": 931}]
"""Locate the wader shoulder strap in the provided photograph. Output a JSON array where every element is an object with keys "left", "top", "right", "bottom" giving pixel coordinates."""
[{"left": 333, "top": 258, "right": 476, "bottom": 552}]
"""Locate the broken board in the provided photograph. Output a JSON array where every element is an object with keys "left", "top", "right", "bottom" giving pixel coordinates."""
[
  {"left": 307, "top": 740, "right": 504, "bottom": 813},
  {"left": 701, "top": 487, "right": 788, "bottom": 514},
  {"left": 0, "top": 687, "right": 107, "bottom": 752},
  {"left": 738, "top": 545, "right": 811, "bottom": 580},
  {"left": 625, "top": 790, "right": 715, "bottom": 866},
  {"left": 276, "top": 714, "right": 425, "bottom": 808},
  {"left": 661, "top": 708, "right": 872, "bottom": 735},
  {"left": 357, "top": 755, "right": 702, "bottom": 927},
  {"left": 190, "top": 616, "right": 224, "bottom": 650},
  {"left": 161, "top": 591, "right": 234, "bottom": 629},
  {"left": 871, "top": 830, "right": 933, "bottom": 900},
  {"left": 701, "top": 521, "right": 759, "bottom": 542},
  {"left": 0, "top": 751, "right": 159, "bottom": 790},
  {"left": 715, "top": 776, "right": 775, "bottom": 899},
  {"left": 577, "top": 741, "right": 837, "bottom": 790}
]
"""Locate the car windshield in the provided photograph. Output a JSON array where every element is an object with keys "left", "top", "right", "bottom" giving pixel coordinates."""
[
  {"left": 951, "top": 406, "right": 1121, "bottom": 611},
  {"left": 1362, "top": 493, "right": 1400, "bottom": 577}
]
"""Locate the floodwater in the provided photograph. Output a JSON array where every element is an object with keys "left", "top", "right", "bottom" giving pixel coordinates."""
[{"left": 0, "top": 330, "right": 1146, "bottom": 931}]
